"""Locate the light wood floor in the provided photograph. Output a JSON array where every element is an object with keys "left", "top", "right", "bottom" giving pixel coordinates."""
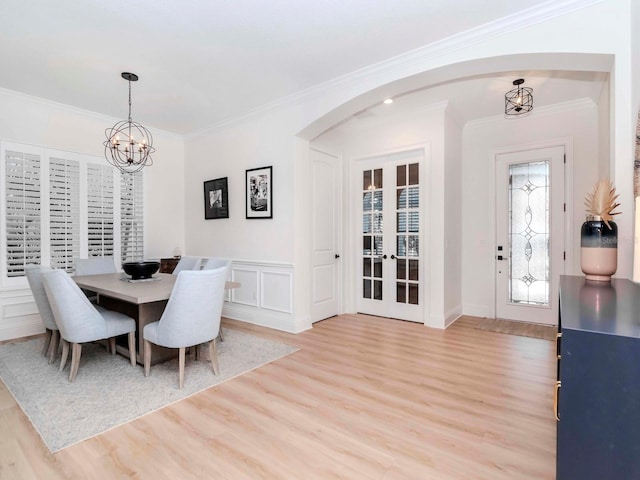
[{"left": 0, "top": 314, "right": 556, "bottom": 479}]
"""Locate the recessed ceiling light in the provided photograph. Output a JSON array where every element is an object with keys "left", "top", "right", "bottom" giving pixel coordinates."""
[{"left": 383, "top": 98, "right": 394, "bottom": 105}]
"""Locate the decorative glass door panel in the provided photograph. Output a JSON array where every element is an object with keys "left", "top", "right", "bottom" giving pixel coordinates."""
[
  {"left": 496, "top": 146, "right": 564, "bottom": 325},
  {"left": 358, "top": 150, "right": 424, "bottom": 323},
  {"left": 508, "top": 161, "right": 549, "bottom": 306}
]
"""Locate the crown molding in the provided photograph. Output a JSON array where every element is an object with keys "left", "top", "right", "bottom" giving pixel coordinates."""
[
  {"left": 188, "top": 0, "right": 604, "bottom": 138},
  {"left": 465, "top": 97, "right": 597, "bottom": 128},
  {"left": 0, "top": 87, "right": 183, "bottom": 141}
]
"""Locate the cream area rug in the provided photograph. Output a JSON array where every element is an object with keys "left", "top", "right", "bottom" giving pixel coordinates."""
[
  {"left": 474, "top": 318, "right": 557, "bottom": 341},
  {"left": 0, "top": 328, "right": 297, "bottom": 452}
]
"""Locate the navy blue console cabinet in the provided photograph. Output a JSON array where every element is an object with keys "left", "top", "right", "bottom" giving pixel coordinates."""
[{"left": 557, "top": 276, "right": 640, "bottom": 479}]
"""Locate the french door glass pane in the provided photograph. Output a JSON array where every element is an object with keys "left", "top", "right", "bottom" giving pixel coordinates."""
[
  {"left": 395, "top": 163, "right": 419, "bottom": 306},
  {"left": 362, "top": 169, "right": 383, "bottom": 301},
  {"left": 508, "top": 161, "right": 550, "bottom": 306}
]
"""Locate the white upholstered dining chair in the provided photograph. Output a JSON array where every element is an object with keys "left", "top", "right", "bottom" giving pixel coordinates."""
[
  {"left": 143, "top": 267, "right": 226, "bottom": 389},
  {"left": 25, "top": 265, "right": 60, "bottom": 364},
  {"left": 73, "top": 256, "right": 118, "bottom": 276},
  {"left": 201, "top": 257, "right": 232, "bottom": 341},
  {"left": 172, "top": 256, "right": 202, "bottom": 275},
  {"left": 42, "top": 269, "right": 137, "bottom": 382}
]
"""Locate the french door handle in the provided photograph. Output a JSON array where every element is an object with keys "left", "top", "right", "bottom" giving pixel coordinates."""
[
  {"left": 390, "top": 254, "right": 396, "bottom": 260},
  {"left": 335, "top": 254, "right": 340, "bottom": 259},
  {"left": 381, "top": 255, "right": 387, "bottom": 259}
]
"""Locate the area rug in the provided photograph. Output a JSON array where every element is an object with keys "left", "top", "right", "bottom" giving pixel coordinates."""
[
  {"left": 0, "top": 328, "right": 297, "bottom": 452},
  {"left": 474, "top": 318, "right": 557, "bottom": 341}
]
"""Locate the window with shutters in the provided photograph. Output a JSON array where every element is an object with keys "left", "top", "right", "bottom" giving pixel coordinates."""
[
  {"left": 4, "top": 150, "right": 41, "bottom": 278},
  {"left": 121, "top": 172, "right": 144, "bottom": 262},
  {"left": 1, "top": 141, "right": 145, "bottom": 286},
  {"left": 49, "top": 157, "right": 80, "bottom": 272},
  {"left": 87, "top": 164, "right": 115, "bottom": 258}
]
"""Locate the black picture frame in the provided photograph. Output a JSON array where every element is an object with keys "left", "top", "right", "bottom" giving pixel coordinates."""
[
  {"left": 246, "top": 166, "right": 273, "bottom": 219},
  {"left": 204, "top": 177, "right": 229, "bottom": 219}
]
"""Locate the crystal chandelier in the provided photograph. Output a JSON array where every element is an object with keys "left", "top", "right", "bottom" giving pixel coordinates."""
[
  {"left": 505, "top": 78, "right": 533, "bottom": 116},
  {"left": 104, "top": 72, "right": 155, "bottom": 174}
]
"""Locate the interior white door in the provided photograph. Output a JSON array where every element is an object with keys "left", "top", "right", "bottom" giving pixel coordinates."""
[
  {"left": 310, "top": 148, "right": 341, "bottom": 322},
  {"left": 495, "top": 146, "right": 565, "bottom": 325},
  {"left": 357, "top": 150, "right": 424, "bottom": 322}
]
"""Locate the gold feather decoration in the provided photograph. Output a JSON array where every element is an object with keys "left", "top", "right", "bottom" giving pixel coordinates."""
[{"left": 584, "top": 178, "right": 621, "bottom": 229}]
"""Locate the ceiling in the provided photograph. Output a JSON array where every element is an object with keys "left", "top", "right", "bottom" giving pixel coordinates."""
[{"left": 0, "top": 0, "right": 606, "bottom": 135}]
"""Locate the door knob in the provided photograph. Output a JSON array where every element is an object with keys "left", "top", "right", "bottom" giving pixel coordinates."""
[
  {"left": 390, "top": 254, "right": 396, "bottom": 260},
  {"left": 335, "top": 254, "right": 340, "bottom": 259},
  {"left": 382, "top": 254, "right": 387, "bottom": 259}
]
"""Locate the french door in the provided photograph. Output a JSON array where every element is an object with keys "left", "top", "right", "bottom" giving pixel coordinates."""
[
  {"left": 357, "top": 150, "right": 424, "bottom": 322},
  {"left": 495, "top": 146, "right": 565, "bottom": 325}
]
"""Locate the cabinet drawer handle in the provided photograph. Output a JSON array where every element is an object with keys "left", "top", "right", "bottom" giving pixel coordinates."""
[{"left": 554, "top": 381, "right": 562, "bottom": 421}]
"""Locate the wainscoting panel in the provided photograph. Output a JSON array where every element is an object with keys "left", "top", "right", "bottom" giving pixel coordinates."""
[
  {"left": 0, "top": 287, "right": 44, "bottom": 341},
  {"left": 261, "top": 271, "right": 293, "bottom": 314},
  {"left": 224, "top": 261, "right": 296, "bottom": 332}
]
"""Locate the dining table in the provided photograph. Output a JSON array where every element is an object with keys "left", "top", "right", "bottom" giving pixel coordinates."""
[{"left": 73, "top": 272, "right": 240, "bottom": 365}]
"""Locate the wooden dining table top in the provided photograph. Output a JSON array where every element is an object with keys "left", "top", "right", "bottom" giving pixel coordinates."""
[{"left": 73, "top": 272, "right": 240, "bottom": 305}]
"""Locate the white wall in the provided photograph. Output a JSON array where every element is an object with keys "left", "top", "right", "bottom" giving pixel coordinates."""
[
  {"left": 462, "top": 100, "right": 599, "bottom": 318},
  {"left": 0, "top": 89, "right": 186, "bottom": 340},
  {"left": 443, "top": 109, "right": 463, "bottom": 325}
]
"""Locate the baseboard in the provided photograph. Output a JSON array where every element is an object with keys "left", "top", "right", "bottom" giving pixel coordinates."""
[
  {"left": 223, "top": 302, "right": 296, "bottom": 333},
  {"left": 445, "top": 305, "right": 462, "bottom": 328},
  {"left": 463, "top": 303, "right": 492, "bottom": 318}
]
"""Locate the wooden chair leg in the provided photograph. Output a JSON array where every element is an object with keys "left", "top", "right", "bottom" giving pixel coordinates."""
[
  {"left": 128, "top": 332, "right": 136, "bottom": 366},
  {"left": 48, "top": 330, "right": 60, "bottom": 364},
  {"left": 209, "top": 340, "right": 220, "bottom": 375},
  {"left": 194, "top": 344, "right": 200, "bottom": 361},
  {"left": 218, "top": 327, "right": 225, "bottom": 342},
  {"left": 42, "top": 329, "right": 52, "bottom": 356},
  {"left": 60, "top": 339, "right": 69, "bottom": 372},
  {"left": 144, "top": 340, "right": 152, "bottom": 377},
  {"left": 178, "top": 347, "right": 186, "bottom": 389},
  {"left": 69, "top": 343, "right": 82, "bottom": 382},
  {"left": 108, "top": 337, "right": 116, "bottom": 355}
]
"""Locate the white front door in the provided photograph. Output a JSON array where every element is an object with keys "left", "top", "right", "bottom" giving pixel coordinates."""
[
  {"left": 310, "top": 148, "right": 341, "bottom": 322},
  {"left": 356, "top": 150, "right": 424, "bottom": 322},
  {"left": 495, "top": 146, "right": 565, "bottom": 325}
]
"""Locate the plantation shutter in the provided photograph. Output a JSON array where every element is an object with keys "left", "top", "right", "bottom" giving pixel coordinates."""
[
  {"left": 49, "top": 157, "right": 80, "bottom": 272},
  {"left": 5, "top": 150, "right": 41, "bottom": 277},
  {"left": 120, "top": 172, "right": 144, "bottom": 262},
  {"left": 87, "top": 164, "right": 114, "bottom": 257}
]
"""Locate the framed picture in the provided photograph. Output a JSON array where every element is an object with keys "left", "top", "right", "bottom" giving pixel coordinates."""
[
  {"left": 204, "top": 177, "right": 229, "bottom": 219},
  {"left": 246, "top": 166, "right": 272, "bottom": 219}
]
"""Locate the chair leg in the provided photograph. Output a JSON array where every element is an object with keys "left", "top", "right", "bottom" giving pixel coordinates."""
[
  {"left": 128, "top": 332, "right": 136, "bottom": 366},
  {"left": 178, "top": 347, "right": 186, "bottom": 389},
  {"left": 69, "top": 343, "right": 82, "bottom": 382},
  {"left": 194, "top": 344, "right": 200, "bottom": 361},
  {"left": 108, "top": 337, "right": 116, "bottom": 355},
  {"left": 60, "top": 339, "right": 69, "bottom": 372},
  {"left": 218, "top": 327, "right": 225, "bottom": 342},
  {"left": 209, "top": 340, "right": 220, "bottom": 375},
  {"left": 42, "top": 329, "right": 52, "bottom": 356},
  {"left": 48, "top": 330, "right": 60, "bottom": 364},
  {"left": 144, "top": 340, "right": 151, "bottom": 377}
]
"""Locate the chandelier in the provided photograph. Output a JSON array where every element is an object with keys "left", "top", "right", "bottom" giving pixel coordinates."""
[
  {"left": 104, "top": 72, "right": 155, "bottom": 174},
  {"left": 505, "top": 78, "right": 533, "bottom": 116}
]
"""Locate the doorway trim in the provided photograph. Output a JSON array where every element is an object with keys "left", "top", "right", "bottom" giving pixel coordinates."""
[{"left": 488, "top": 136, "right": 574, "bottom": 320}]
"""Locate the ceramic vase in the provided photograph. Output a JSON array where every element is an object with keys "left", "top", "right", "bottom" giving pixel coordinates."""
[{"left": 580, "top": 216, "right": 618, "bottom": 281}]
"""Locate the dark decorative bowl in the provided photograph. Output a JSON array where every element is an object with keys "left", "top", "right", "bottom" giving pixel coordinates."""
[{"left": 122, "top": 261, "right": 160, "bottom": 280}]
